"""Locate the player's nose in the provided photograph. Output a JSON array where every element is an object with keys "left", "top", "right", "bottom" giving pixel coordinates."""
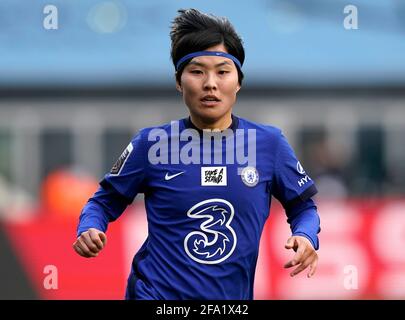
[{"left": 203, "top": 72, "right": 218, "bottom": 91}]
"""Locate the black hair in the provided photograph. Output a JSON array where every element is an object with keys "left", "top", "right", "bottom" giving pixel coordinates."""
[{"left": 170, "top": 8, "right": 245, "bottom": 85}]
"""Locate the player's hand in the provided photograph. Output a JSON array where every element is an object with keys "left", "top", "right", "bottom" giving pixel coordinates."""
[
  {"left": 72, "top": 228, "right": 107, "bottom": 258},
  {"left": 284, "top": 235, "right": 318, "bottom": 278}
]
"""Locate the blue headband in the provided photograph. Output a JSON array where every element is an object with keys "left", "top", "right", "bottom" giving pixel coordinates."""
[{"left": 175, "top": 51, "right": 242, "bottom": 71}]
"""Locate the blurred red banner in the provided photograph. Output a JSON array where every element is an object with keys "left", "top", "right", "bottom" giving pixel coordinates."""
[{"left": 3, "top": 199, "right": 405, "bottom": 299}]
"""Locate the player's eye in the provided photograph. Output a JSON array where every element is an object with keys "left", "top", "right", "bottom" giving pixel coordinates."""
[
  {"left": 190, "top": 70, "right": 203, "bottom": 74},
  {"left": 218, "top": 70, "right": 230, "bottom": 75}
]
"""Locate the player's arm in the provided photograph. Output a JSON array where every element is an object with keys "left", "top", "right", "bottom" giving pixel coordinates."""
[
  {"left": 73, "top": 181, "right": 131, "bottom": 258},
  {"left": 270, "top": 129, "right": 321, "bottom": 277},
  {"left": 73, "top": 131, "right": 147, "bottom": 258}
]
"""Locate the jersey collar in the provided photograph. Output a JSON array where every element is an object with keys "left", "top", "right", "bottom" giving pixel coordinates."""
[{"left": 183, "top": 114, "right": 239, "bottom": 134}]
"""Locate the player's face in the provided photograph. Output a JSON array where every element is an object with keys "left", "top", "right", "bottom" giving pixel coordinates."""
[{"left": 177, "top": 43, "right": 241, "bottom": 129}]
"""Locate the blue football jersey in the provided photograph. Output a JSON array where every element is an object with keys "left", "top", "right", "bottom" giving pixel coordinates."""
[{"left": 77, "top": 115, "right": 320, "bottom": 300}]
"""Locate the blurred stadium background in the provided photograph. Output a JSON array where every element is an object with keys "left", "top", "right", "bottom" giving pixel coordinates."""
[{"left": 1, "top": 0, "right": 405, "bottom": 299}]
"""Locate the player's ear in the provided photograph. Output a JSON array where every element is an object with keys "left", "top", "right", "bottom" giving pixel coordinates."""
[
  {"left": 176, "top": 78, "right": 183, "bottom": 93},
  {"left": 236, "top": 83, "right": 241, "bottom": 93},
  {"left": 174, "top": 72, "right": 183, "bottom": 93}
]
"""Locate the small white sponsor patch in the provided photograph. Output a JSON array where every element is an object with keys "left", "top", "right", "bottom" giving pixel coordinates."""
[
  {"left": 241, "top": 166, "right": 259, "bottom": 187},
  {"left": 298, "top": 175, "right": 311, "bottom": 187},
  {"left": 297, "top": 161, "right": 306, "bottom": 175},
  {"left": 110, "top": 143, "right": 133, "bottom": 176},
  {"left": 201, "top": 167, "right": 227, "bottom": 186}
]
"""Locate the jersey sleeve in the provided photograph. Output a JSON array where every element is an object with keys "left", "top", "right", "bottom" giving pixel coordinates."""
[
  {"left": 272, "top": 131, "right": 318, "bottom": 210},
  {"left": 286, "top": 198, "right": 321, "bottom": 250},
  {"left": 101, "top": 130, "right": 147, "bottom": 201},
  {"left": 76, "top": 183, "right": 130, "bottom": 236},
  {"left": 76, "top": 131, "right": 147, "bottom": 236}
]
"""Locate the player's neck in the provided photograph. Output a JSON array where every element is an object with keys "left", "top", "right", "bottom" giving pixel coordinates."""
[{"left": 189, "top": 114, "right": 233, "bottom": 131}]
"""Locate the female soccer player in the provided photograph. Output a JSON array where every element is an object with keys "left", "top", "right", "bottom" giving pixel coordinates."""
[{"left": 73, "top": 8, "right": 321, "bottom": 300}]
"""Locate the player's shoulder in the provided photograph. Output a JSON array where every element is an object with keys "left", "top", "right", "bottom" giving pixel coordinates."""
[
  {"left": 131, "top": 120, "right": 181, "bottom": 144},
  {"left": 237, "top": 117, "right": 283, "bottom": 138},
  {"left": 141, "top": 122, "right": 172, "bottom": 134}
]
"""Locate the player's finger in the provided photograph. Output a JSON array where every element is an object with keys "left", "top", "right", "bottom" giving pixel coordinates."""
[
  {"left": 284, "top": 250, "right": 312, "bottom": 268},
  {"left": 88, "top": 229, "right": 104, "bottom": 250},
  {"left": 73, "top": 243, "right": 86, "bottom": 257},
  {"left": 290, "top": 255, "right": 314, "bottom": 277},
  {"left": 77, "top": 238, "right": 98, "bottom": 257},
  {"left": 76, "top": 238, "right": 93, "bottom": 257},
  {"left": 73, "top": 240, "right": 90, "bottom": 258},
  {"left": 98, "top": 231, "right": 107, "bottom": 246},
  {"left": 284, "top": 259, "right": 298, "bottom": 268},
  {"left": 291, "top": 243, "right": 306, "bottom": 265},
  {"left": 307, "top": 256, "right": 318, "bottom": 278},
  {"left": 77, "top": 244, "right": 97, "bottom": 258},
  {"left": 81, "top": 232, "right": 101, "bottom": 253},
  {"left": 284, "top": 237, "right": 296, "bottom": 250}
]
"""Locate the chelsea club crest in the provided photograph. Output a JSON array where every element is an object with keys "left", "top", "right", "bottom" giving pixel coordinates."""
[{"left": 241, "top": 166, "right": 259, "bottom": 187}]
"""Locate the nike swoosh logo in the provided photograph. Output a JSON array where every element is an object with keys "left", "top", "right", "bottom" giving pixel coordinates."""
[{"left": 165, "top": 171, "right": 185, "bottom": 181}]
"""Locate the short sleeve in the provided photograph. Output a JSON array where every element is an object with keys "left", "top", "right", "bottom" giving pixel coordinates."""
[
  {"left": 272, "top": 131, "right": 317, "bottom": 210},
  {"left": 101, "top": 131, "right": 147, "bottom": 202}
]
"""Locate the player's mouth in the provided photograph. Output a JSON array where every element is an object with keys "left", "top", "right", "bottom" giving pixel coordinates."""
[{"left": 200, "top": 95, "right": 221, "bottom": 107}]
